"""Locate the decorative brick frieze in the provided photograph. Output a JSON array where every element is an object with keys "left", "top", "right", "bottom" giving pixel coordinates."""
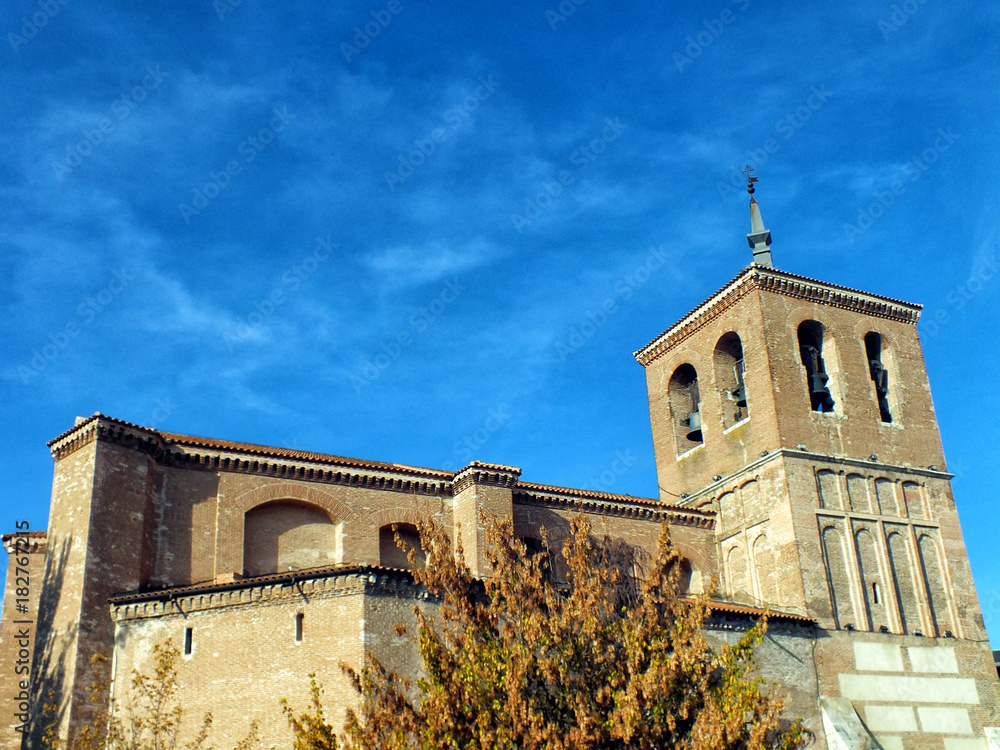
[
  {"left": 514, "top": 483, "right": 715, "bottom": 528},
  {"left": 110, "top": 565, "right": 421, "bottom": 621},
  {"left": 635, "top": 265, "right": 922, "bottom": 366},
  {"left": 48, "top": 414, "right": 453, "bottom": 498},
  {"left": 452, "top": 461, "right": 522, "bottom": 494}
]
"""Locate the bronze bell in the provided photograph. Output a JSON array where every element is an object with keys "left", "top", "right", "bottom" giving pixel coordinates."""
[
  {"left": 684, "top": 411, "right": 703, "bottom": 442},
  {"left": 809, "top": 373, "right": 834, "bottom": 411},
  {"left": 733, "top": 384, "right": 747, "bottom": 409}
]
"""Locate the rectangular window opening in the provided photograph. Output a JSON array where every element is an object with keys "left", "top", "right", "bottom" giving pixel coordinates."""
[
  {"left": 184, "top": 627, "right": 193, "bottom": 655},
  {"left": 295, "top": 612, "right": 304, "bottom": 643},
  {"left": 872, "top": 582, "right": 881, "bottom": 605}
]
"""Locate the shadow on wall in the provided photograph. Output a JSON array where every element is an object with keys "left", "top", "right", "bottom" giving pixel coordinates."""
[{"left": 27, "top": 537, "right": 74, "bottom": 750}]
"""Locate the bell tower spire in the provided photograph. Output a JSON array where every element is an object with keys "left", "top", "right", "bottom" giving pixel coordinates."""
[{"left": 743, "top": 166, "right": 773, "bottom": 268}]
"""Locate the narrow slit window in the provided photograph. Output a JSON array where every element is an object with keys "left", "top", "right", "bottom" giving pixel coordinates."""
[
  {"left": 872, "top": 582, "right": 881, "bottom": 605},
  {"left": 295, "top": 612, "right": 304, "bottom": 642},
  {"left": 184, "top": 627, "right": 193, "bottom": 655},
  {"left": 865, "top": 332, "right": 892, "bottom": 423}
]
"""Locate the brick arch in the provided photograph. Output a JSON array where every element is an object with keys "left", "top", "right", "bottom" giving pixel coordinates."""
[
  {"left": 231, "top": 482, "right": 354, "bottom": 522},
  {"left": 849, "top": 317, "right": 902, "bottom": 351},
  {"left": 725, "top": 543, "right": 750, "bottom": 601},
  {"left": 783, "top": 305, "right": 832, "bottom": 337},
  {"left": 513, "top": 511, "right": 571, "bottom": 544},
  {"left": 213, "top": 482, "right": 354, "bottom": 577},
  {"left": 368, "top": 507, "right": 432, "bottom": 530},
  {"left": 354, "top": 508, "right": 438, "bottom": 566},
  {"left": 917, "top": 532, "right": 955, "bottom": 637},
  {"left": 751, "top": 532, "right": 778, "bottom": 605},
  {"left": 670, "top": 538, "right": 710, "bottom": 582}
]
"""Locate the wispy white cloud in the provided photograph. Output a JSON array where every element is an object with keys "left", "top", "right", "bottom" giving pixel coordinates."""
[{"left": 363, "top": 238, "right": 502, "bottom": 288}]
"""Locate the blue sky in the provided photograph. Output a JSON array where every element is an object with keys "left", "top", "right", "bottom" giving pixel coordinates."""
[{"left": 1, "top": 0, "right": 998, "bottom": 644}]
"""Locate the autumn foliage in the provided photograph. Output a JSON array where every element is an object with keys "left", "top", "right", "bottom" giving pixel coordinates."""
[
  {"left": 284, "top": 515, "right": 808, "bottom": 750},
  {"left": 43, "top": 641, "right": 264, "bottom": 750}
]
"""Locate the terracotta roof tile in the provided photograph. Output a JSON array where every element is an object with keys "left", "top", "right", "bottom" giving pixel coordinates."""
[
  {"left": 516, "top": 481, "right": 713, "bottom": 516},
  {"left": 1, "top": 531, "right": 47, "bottom": 541},
  {"left": 702, "top": 598, "right": 815, "bottom": 624},
  {"left": 48, "top": 414, "right": 453, "bottom": 478},
  {"left": 157, "top": 431, "right": 453, "bottom": 477}
]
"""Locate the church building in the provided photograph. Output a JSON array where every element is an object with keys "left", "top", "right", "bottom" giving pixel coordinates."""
[{"left": 3, "top": 180, "right": 999, "bottom": 750}]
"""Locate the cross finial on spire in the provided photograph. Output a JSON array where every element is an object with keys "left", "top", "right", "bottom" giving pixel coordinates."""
[{"left": 745, "top": 169, "right": 773, "bottom": 268}]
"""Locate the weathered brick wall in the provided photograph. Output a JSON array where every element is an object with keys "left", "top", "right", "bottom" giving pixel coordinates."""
[
  {"left": 453, "top": 469, "right": 515, "bottom": 578},
  {"left": 112, "top": 579, "right": 368, "bottom": 748},
  {"left": 150, "top": 466, "right": 219, "bottom": 586},
  {"left": 705, "top": 624, "right": 825, "bottom": 749},
  {"left": 0, "top": 535, "right": 45, "bottom": 750},
  {"left": 512, "top": 503, "right": 716, "bottom": 589},
  {"left": 28, "top": 439, "right": 98, "bottom": 749},
  {"left": 816, "top": 630, "right": 1000, "bottom": 749},
  {"left": 644, "top": 273, "right": 944, "bottom": 499}
]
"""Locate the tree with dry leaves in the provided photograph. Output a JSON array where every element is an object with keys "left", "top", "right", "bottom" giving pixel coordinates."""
[
  {"left": 284, "top": 516, "right": 808, "bottom": 750},
  {"left": 44, "top": 641, "right": 258, "bottom": 750}
]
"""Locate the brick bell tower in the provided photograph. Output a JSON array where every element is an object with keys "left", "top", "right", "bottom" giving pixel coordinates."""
[{"left": 634, "top": 174, "right": 1000, "bottom": 749}]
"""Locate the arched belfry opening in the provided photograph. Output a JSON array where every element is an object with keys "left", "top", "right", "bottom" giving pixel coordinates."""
[
  {"left": 668, "top": 364, "right": 703, "bottom": 454},
  {"left": 865, "top": 332, "right": 893, "bottom": 423},
  {"left": 798, "top": 320, "right": 835, "bottom": 413},
  {"left": 714, "top": 332, "right": 748, "bottom": 429}
]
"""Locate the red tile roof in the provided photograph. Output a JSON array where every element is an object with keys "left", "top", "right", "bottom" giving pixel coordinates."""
[
  {"left": 49, "top": 413, "right": 452, "bottom": 478},
  {"left": 1, "top": 531, "right": 47, "bottom": 541},
  {"left": 108, "top": 563, "right": 414, "bottom": 604},
  {"left": 702, "top": 598, "right": 815, "bottom": 624}
]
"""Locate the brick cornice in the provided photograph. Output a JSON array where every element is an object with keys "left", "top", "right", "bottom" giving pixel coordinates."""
[
  {"left": 109, "top": 565, "right": 422, "bottom": 621},
  {"left": 48, "top": 415, "right": 453, "bottom": 498},
  {"left": 634, "top": 265, "right": 922, "bottom": 366},
  {"left": 514, "top": 484, "right": 715, "bottom": 528},
  {"left": 452, "top": 461, "right": 522, "bottom": 494}
]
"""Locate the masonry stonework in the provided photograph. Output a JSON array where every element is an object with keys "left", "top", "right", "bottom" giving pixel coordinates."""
[{"left": 2, "top": 262, "right": 997, "bottom": 750}]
